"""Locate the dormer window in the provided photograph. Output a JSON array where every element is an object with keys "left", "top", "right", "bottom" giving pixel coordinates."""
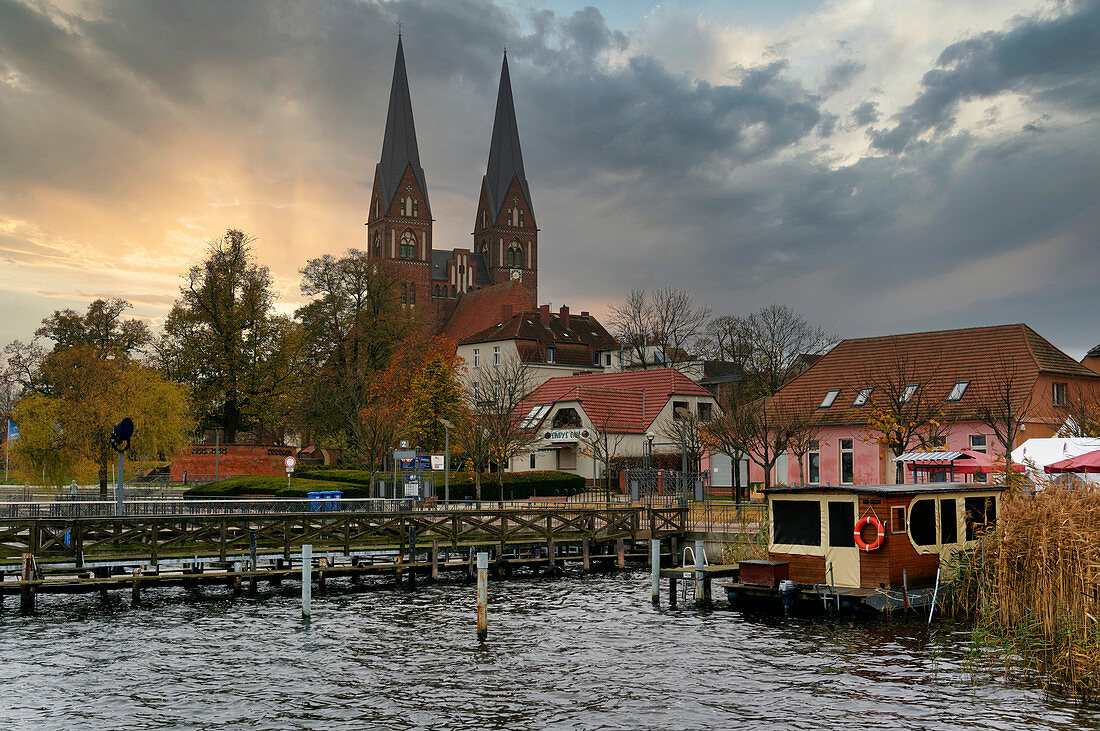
[
  {"left": 852, "top": 387, "right": 873, "bottom": 407},
  {"left": 819, "top": 389, "right": 841, "bottom": 408},
  {"left": 546, "top": 346, "right": 556, "bottom": 363},
  {"left": 899, "top": 384, "right": 918, "bottom": 404},
  {"left": 947, "top": 381, "right": 970, "bottom": 402}
]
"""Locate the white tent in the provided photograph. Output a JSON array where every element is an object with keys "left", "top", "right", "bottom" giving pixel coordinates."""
[{"left": 1012, "top": 437, "right": 1100, "bottom": 485}]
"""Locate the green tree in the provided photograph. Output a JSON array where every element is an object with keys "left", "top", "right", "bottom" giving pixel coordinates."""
[
  {"left": 11, "top": 346, "right": 192, "bottom": 495},
  {"left": 156, "top": 230, "right": 302, "bottom": 443},
  {"left": 36, "top": 298, "right": 151, "bottom": 355},
  {"left": 403, "top": 355, "right": 463, "bottom": 452},
  {"left": 295, "top": 253, "right": 416, "bottom": 454}
]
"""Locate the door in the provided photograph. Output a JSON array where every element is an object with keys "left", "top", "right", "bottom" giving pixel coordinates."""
[{"left": 824, "top": 499, "right": 860, "bottom": 588}]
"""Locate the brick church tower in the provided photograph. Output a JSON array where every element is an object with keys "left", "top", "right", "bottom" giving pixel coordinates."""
[
  {"left": 365, "top": 40, "right": 539, "bottom": 330},
  {"left": 365, "top": 36, "right": 432, "bottom": 309},
  {"left": 472, "top": 51, "right": 538, "bottom": 301}
]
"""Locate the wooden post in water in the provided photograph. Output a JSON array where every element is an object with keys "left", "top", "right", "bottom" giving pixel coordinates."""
[
  {"left": 582, "top": 538, "right": 590, "bottom": 573},
  {"left": 431, "top": 540, "right": 439, "bottom": 581},
  {"left": 616, "top": 538, "right": 626, "bottom": 570},
  {"left": 318, "top": 556, "right": 327, "bottom": 593},
  {"left": 546, "top": 538, "right": 555, "bottom": 572},
  {"left": 476, "top": 551, "right": 489, "bottom": 641},
  {"left": 131, "top": 568, "right": 142, "bottom": 607},
  {"left": 651, "top": 539, "right": 661, "bottom": 606},
  {"left": 301, "top": 544, "right": 312, "bottom": 619},
  {"left": 694, "top": 539, "right": 706, "bottom": 609},
  {"left": 20, "top": 553, "right": 35, "bottom": 615},
  {"left": 249, "top": 531, "right": 258, "bottom": 596},
  {"left": 670, "top": 536, "right": 679, "bottom": 567}
]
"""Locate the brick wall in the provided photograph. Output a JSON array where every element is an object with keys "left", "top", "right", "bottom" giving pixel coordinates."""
[{"left": 170, "top": 444, "right": 295, "bottom": 482}]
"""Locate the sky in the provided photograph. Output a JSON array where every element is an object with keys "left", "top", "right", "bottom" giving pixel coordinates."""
[{"left": 0, "top": 0, "right": 1098, "bottom": 356}]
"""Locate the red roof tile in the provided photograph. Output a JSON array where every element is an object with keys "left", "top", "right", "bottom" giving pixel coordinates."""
[
  {"left": 521, "top": 368, "right": 714, "bottom": 433},
  {"left": 772, "top": 323, "right": 1100, "bottom": 424},
  {"left": 439, "top": 281, "right": 535, "bottom": 343}
]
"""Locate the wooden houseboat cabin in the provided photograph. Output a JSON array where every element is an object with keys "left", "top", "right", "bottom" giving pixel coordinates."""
[{"left": 765, "top": 483, "right": 1003, "bottom": 590}]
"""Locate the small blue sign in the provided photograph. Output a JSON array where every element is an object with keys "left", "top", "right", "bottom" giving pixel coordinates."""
[{"left": 6, "top": 420, "right": 18, "bottom": 441}]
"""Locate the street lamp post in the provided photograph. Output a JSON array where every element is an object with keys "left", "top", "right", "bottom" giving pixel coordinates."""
[
  {"left": 645, "top": 432, "right": 655, "bottom": 470},
  {"left": 439, "top": 418, "right": 454, "bottom": 504},
  {"left": 110, "top": 417, "right": 134, "bottom": 517},
  {"left": 674, "top": 408, "right": 693, "bottom": 505}
]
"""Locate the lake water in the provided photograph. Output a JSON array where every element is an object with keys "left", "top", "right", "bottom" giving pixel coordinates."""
[{"left": 0, "top": 569, "right": 1096, "bottom": 730}]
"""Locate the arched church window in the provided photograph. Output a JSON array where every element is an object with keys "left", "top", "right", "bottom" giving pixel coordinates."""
[
  {"left": 518, "top": 209, "right": 525, "bottom": 227},
  {"left": 400, "top": 231, "right": 417, "bottom": 259},
  {"left": 481, "top": 210, "right": 487, "bottom": 228},
  {"left": 373, "top": 233, "right": 381, "bottom": 257},
  {"left": 508, "top": 242, "right": 523, "bottom": 268},
  {"left": 434, "top": 285, "right": 440, "bottom": 298},
  {"left": 401, "top": 282, "right": 407, "bottom": 304},
  {"left": 451, "top": 285, "right": 457, "bottom": 298},
  {"left": 409, "top": 283, "right": 416, "bottom": 304},
  {"left": 412, "top": 199, "right": 419, "bottom": 217}
]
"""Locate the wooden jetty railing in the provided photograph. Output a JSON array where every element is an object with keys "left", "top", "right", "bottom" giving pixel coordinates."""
[{"left": 0, "top": 505, "right": 686, "bottom": 566}]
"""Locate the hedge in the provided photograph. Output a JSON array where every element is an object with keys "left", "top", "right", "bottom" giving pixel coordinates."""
[
  {"left": 185, "top": 469, "right": 585, "bottom": 501},
  {"left": 183, "top": 476, "right": 371, "bottom": 499}
]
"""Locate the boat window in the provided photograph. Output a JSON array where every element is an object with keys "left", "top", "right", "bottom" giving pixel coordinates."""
[
  {"left": 772, "top": 500, "right": 821, "bottom": 546},
  {"left": 891, "top": 506, "right": 907, "bottom": 534},
  {"left": 965, "top": 496, "right": 997, "bottom": 540},
  {"left": 828, "top": 502, "right": 855, "bottom": 548},
  {"left": 910, "top": 499, "right": 937, "bottom": 546},
  {"left": 940, "top": 498, "right": 958, "bottom": 544}
]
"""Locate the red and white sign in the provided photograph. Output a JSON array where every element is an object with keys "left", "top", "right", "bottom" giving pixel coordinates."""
[{"left": 285, "top": 456, "right": 296, "bottom": 472}]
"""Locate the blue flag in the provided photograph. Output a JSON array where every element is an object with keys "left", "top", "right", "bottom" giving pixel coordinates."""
[{"left": 6, "top": 420, "right": 18, "bottom": 441}]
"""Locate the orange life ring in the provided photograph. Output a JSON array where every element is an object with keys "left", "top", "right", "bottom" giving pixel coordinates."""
[{"left": 854, "top": 515, "right": 885, "bottom": 551}]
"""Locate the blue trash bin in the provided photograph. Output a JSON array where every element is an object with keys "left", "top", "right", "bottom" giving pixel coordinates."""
[
  {"left": 324, "top": 491, "right": 343, "bottom": 511},
  {"left": 307, "top": 491, "right": 323, "bottom": 512}
]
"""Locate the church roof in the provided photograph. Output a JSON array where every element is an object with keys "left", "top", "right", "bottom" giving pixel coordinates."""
[
  {"left": 377, "top": 38, "right": 431, "bottom": 214},
  {"left": 439, "top": 281, "right": 536, "bottom": 343},
  {"left": 483, "top": 53, "right": 532, "bottom": 221}
]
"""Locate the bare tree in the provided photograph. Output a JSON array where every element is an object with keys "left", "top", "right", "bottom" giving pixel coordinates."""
[
  {"left": 858, "top": 352, "right": 954, "bottom": 483},
  {"left": 607, "top": 287, "right": 710, "bottom": 369},
  {"left": 974, "top": 356, "right": 1039, "bottom": 476},
  {"left": 458, "top": 356, "right": 537, "bottom": 499},
  {"left": 711, "top": 305, "right": 834, "bottom": 398},
  {"left": 703, "top": 397, "right": 814, "bottom": 492},
  {"left": 578, "top": 413, "right": 626, "bottom": 498}
]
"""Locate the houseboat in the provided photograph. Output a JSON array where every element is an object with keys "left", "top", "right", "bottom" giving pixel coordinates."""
[{"left": 722, "top": 482, "right": 1004, "bottom": 613}]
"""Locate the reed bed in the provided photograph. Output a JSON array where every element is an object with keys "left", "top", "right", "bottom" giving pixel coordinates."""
[{"left": 949, "top": 478, "right": 1100, "bottom": 697}]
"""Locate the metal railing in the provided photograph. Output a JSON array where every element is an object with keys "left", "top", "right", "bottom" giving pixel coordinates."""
[{"left": 685, "top": 501, "right": 767, "bottom": 533}]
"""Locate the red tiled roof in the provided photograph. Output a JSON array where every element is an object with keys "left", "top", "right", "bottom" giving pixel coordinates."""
[
  {"left": 439, "top": 281, "right": 535, "bottom": 343},
  {"left": 772, "top": 323, "right": 1100, "bottom": 424},
  {"left": 460, "top": 310, "right": 617, "bottom": 349},
  {"left": 521, "top": 368, "right": 714, "bottom": 433}
]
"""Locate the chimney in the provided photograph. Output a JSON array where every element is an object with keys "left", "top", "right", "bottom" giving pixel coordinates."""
[
  {"left": 559, "top": 305, "right": 570, "bottom": 328},
  {"left": 500, "top": 304, "right": 513, "bottom": 322},
  {"left": 538, "top": 304, "right": 550, "bottom": 326}
]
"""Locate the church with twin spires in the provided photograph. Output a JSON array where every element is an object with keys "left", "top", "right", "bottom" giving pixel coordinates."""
[{"left": 366, "top": 38, "right": 539, "bottom": 340}]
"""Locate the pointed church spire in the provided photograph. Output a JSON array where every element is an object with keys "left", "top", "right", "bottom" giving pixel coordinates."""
[
  {"left": 377, "top": 36, "right": 430, "bottom": 214},
  {"left": 484, "top": 51, "right": 532, "bottom": 220}
]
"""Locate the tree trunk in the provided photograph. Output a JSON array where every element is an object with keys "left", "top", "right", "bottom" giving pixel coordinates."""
[
  {"left": 224, "top": 399, "right": 241, "bottom": 444},
  {"left": 98, "top": 466, "right": 108, "bottom": 500}
]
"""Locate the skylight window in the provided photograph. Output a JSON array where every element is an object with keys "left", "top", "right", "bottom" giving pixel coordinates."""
[
  {"left": 520, "top": 404, "right": 552, "bottom": 428},
  {"left": 853, "top": 387, "right": 873, "bottom": 407},
  {"left": 947, "top": 381, "right": 970, "bottom": 402},
  {"left": 899, "top": 384, "right": 918, "bottom": 404},
  {"left": 819, "top": 389, "right": 841, "bottom": 408}
]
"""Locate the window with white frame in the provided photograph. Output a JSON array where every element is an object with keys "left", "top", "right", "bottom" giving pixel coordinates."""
[
  {"left": 808, "top": 440, "right": 820, "bottom": 484},
  {"left": 969, "top": 434, "right": 987, "bottom": 453},
  {"left": 493, "top": 346, "right": 500, "bottom": 366},
  {"left": 473, "top": 348, "right": 480, "bottom": 368},
  {"left": 546, "top": 346, "right": 555, "bottom": 363},
  {"left": 840, "top": 439, "right": 854, "bottom": 484},
  {"left": 1053, "top": 382, "right": 1067, "bottom": 406},
  {"left": 820, "top": 389, "right": 841, "bottom": 408},
  {"left": 853, "top": 387, "right": 873, "bottom": 407},
  {"left": 947, "top": 381, "right": 969, "bottom": 402},
  {"left": 520, "top": 404, "right": 552, "bottom": 428},
  {"left": 900, "top": 383, "right": 918, "bottom": 403}
]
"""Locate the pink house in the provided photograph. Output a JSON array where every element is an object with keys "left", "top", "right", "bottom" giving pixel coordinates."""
[{"left": 750, "top": 324, "right": 1100, "bottom": 490}]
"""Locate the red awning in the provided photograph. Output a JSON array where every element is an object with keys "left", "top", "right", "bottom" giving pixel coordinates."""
[{"left": 1044, "top": 449, "right": 1100, "bottom": 474}]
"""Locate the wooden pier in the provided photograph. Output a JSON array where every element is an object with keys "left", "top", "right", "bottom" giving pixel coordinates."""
[{"left": 0, "top": 505, "right": 686, "bottom": 613}]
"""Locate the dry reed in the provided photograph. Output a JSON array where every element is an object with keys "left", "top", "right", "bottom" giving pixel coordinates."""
[{"left": 949, "top": 478, "right": 1100, "bottom": 697}]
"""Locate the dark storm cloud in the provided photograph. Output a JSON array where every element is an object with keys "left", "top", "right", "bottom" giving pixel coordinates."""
[
  {"left": 818, "top": 59, "right": 865, "bottom": 96},
  {"left": 0, "top": 0, "right": 1098, "bottom": 353},
  {"left": 870, "top": 0, "right": 1100, "bottom": 153},
  {"left": 850, "top": 100, "right": 879, "bottom": 126}
]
